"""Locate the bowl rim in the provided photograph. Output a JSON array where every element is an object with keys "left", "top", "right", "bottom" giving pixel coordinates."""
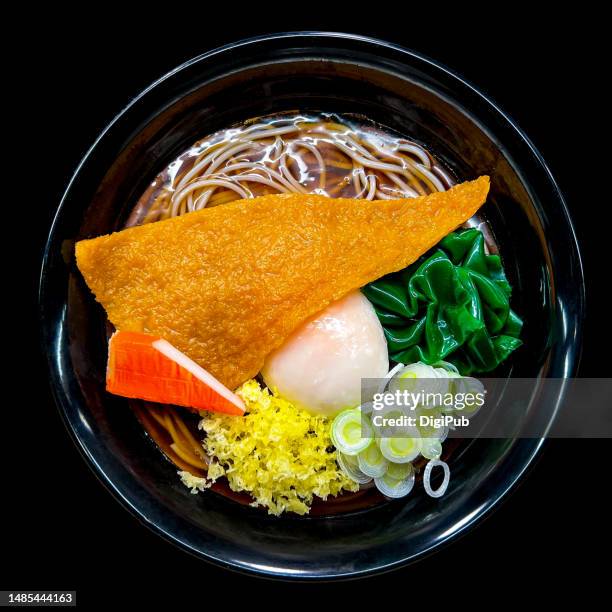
[{"left": 39, "top": 31, "right": 585, "bottom": 579}]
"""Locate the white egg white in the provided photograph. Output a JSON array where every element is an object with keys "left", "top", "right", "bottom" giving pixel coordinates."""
[{"left": 262, "top": 291, "right": 389, "bottom": 416}]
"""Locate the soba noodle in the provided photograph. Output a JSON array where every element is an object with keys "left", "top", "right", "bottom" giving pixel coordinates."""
[
  {"left": 132, "top": 114, "right": 454, "bottom": 226},
  {"left": 129, "top": 113, "right": 454, "bottom": 475}
]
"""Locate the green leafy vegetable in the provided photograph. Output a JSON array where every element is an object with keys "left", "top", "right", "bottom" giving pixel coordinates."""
[{"left": 362, "top": 228, "right": 523, "bottom": 374}]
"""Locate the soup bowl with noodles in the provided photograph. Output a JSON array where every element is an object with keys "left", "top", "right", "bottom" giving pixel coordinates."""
[{"left": 40, "top": 33, "right": 583, "bottom": 578}]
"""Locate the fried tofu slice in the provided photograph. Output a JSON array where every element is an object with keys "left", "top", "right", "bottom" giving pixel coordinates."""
[{"left": 76, "top": 176, "right": 489, "bottom": 390}]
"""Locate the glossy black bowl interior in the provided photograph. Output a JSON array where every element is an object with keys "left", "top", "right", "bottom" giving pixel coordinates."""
[{"left": 40, "top": 33, "right": 584, "bottom": 579}]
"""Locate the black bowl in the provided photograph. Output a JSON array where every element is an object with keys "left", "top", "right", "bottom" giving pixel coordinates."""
[{"left": 39, "top": 33, "right": 584, "bottom": 579}]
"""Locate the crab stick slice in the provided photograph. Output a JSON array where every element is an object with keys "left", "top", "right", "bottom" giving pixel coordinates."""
[{"left": 106, "top": 330, "right": 245, "bottom": 415}]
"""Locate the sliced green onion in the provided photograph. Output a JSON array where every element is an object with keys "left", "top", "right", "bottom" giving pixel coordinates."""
[
  {"left": 372, "top": 408, "right": 414, "bottom": 438},
  {"left": 331, "top": 409, "right": 373, "bottom": 456},
  {"left": 357, "top": 443, "right": 388, "bottom": 478},
  {"left": 438, "top": 375, "right": 485, "bottom": 416},
  {"left": 377, "top": 362, "right": 405, "bottom": 394},
  {"left": 387, "top": 362, "right": 437, "bottom": 393},
  {"left": 431, "top": 363, "right": 465, "bottom": 395},
  {"left": 379, "top": 432, "right": 421, "bottom": 463},
  {"left": 431, "top": 368, "right": 455, "bottom": 395},
  {"left": 385, "top": 461, "right": 414, "bottom": 481},
  {"left": 444, "top": 371, "right": 462, "bottom": 396},
  {"left": 432, "top": 360, "right": 460, "bottom": 374},
  {"left": 439, "top": 372, "right": 464, "bottom": 414},
  {"left": 340, "top": 450, "right": 359, "bottom": 468},
  {"left": 414, "top": 406, "right": 448, "bottom": 441},
  {"left": 456, "top": 376, "right": 485, "bottom": 416},
  {"left": 423, "top": 459, "right": 450, "bottom": 498},
  {"left": 337, "top": 452, "right": 372, "bottom": 485},
  {"left": 421, "top": 438, "right": 443, "bottom": 460},
  {"left": 375, "top": 470, "right": 415, "bottom": 499},
  {"left": 388, "top": 362, "right": 451, "bottom": 399},
  {"left": 400, "top": 362, "right": 438, "bottom": 378}
]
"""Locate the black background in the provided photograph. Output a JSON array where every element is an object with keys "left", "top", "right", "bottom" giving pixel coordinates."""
[{"left": 8, "top": 8, "right": 610, "bottom": 605}]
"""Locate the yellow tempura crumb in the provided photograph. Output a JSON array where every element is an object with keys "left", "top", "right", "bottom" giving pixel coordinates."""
[
  {"left": 195, "top": 379, "right": 358, "bottom": 515},
  {"left": 178, "top": 471, "right": 210, "bottom": 493}
]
